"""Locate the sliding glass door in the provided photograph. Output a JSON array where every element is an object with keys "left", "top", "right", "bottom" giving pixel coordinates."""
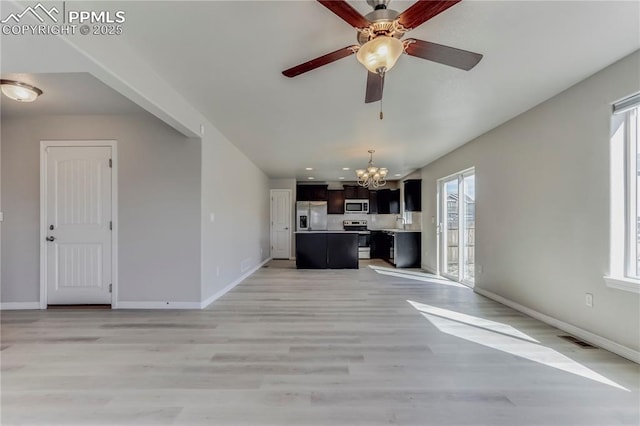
[{"left": 439, "top": 169, "right": 475, "bottom": 286}]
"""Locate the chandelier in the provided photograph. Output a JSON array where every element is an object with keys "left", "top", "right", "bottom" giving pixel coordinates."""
[{"left": 356, "top": 150, "right": 388, "bottom": 188}]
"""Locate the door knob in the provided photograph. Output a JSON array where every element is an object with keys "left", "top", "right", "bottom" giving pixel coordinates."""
[
  {"left": 46, "top": 236, "right": 56, "bottom": 242},
  {"left": 284, "top": 227, "right": 289, "bottom": 230}
]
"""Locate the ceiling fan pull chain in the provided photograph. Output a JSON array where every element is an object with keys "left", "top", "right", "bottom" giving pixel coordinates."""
[{"left": 379, "top": 99, "right": 384, "bottom": 120}]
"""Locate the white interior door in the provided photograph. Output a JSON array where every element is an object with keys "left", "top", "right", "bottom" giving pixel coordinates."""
[
  {"left": 270, "top": 189, "right": 291, "bottom": 259},
  {"left": 44, "top": 146, "right": 113, "bottom": 305}
]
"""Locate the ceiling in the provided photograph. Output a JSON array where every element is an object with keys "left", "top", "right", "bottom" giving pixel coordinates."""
[
  {"left": 0, "top": 72, "right": 144, "bottom": 117},
  {"left": 6, "top": 1, "right": 640, "bottom": 182}
]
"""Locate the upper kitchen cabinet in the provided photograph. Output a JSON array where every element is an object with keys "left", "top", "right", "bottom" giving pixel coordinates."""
[
  {"left": 404, "top": 179, "right": 422, "bottom": 211},
  {"left": 343, "top": 185, "right": 369, "bottom": 199},
  {"left": 377, "top": 189, "right": 400, "bottom": 214},
  {"left": 368, "top": 190, "right": 378, "bottom": 214},
  {"left": 297, "top": 184, "right": 328, "bottom": 201},
  {"left": 328, "top": 190, "right": 345, "bottom": 214}
]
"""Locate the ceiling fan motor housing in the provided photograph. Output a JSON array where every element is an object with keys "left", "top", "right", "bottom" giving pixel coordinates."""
[{"left": 358, "top": 9, "right": 402, "bottom": 45}]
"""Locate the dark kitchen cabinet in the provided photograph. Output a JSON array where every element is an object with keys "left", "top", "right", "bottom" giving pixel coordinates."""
[
  {"left": 297, "top": 184, "right": 328, "bottom": 201},
  {"left": 296, "top": 233, "right": 358, "bottom": 269},
  {"left": 404, "top": 179, "right": 422, "bottom": 211},
  {"left": 328, "top": 190, "right": 345, "bottom": 214},
  {"left": 327, "top": 234, "right": 359, "bottom": 269},
  {"left": 296, "top": 233, "right": 327, "bottom": 269},
  {"left": 344, "top": 185, "right": 369, "bottom": 199},
  {"left": 368, "top": 191, "right": 378, "bottom": 214},
  {"left": 370, "top": 231, "right": 388, "bottom": 259},
  {"left": 370, "top": 231, "right": 421, "bottom": 268},
  {"left": 377, "top": 189, "right": 400, "bottom": 214},
  {"left": 394, "top": 232, "right": 421, "bottom": 268}
]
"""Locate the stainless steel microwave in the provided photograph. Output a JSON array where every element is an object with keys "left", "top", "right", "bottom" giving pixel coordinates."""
[{"left": 344, "top": 199, "right": 369, "bottom": 214}]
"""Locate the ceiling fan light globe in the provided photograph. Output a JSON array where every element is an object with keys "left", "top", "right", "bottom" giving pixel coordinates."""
[
  {"left": 380, "top": 168, "right": 388, "bottom": 177},
  {"left": 356, "top": 36, "right": 404, "bottom": 74},
  {"left": 356, "top": 169, "right": 365, "bottom": 176},
  {"left": 368, "top": 166, "right": 378, "bottom": 174}
]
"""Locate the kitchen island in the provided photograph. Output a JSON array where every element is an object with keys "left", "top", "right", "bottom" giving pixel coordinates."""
[{"left": 295, "top": 231, "right": 359, "bottom": 269}]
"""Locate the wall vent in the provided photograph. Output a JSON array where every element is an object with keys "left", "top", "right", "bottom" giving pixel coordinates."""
[{"left": 558, "top": 335, "right": 598, "bottom": 349}]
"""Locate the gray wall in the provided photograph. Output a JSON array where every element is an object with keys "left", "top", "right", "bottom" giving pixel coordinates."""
[
  {"left": 420, "top": 50, "right": 640, "bottom": 351},
  {"left": 201, "top": 125, "right": 270, "bottom": 302},
  {"left": 1, "top": 113, "right": 202, "bottom": 303}
]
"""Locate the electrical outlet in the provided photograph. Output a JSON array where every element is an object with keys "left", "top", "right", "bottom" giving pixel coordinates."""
[{"left": 585, "top": 293, "right": 593, "bottom": 307}]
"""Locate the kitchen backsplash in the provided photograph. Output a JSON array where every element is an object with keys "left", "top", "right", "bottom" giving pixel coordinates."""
[{"left": 327, "top": 212, "right": 422, "bottom": 231}]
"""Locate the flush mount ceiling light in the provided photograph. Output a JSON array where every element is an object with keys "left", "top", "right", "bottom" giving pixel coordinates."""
[
  {"left": 0, "top": 79, "right": 43, "bottom": 102},
  {"left": 355, "top": 150, "right": 388, "bottom": 188}
]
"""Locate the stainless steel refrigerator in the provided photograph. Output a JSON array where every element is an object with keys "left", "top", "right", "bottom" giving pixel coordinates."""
[{"left": 296, "top": 201, "right": 328, "bottom": 231}]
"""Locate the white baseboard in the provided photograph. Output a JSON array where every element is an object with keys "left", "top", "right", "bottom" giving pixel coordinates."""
[
  {"left": 421, "top": 264, "right": 437, "bottom": 274},
  {"left": 0, "top": 302, "right": 40, "bottom": 310},
  {"left": 116, "top": 301, "right": 202, "bottom": 309},
  {"left": 200, "top": 257, "right": 272, "bottom": 309},
  {"left": 474, "top": 287, "right": 640, "bottom": 364}
]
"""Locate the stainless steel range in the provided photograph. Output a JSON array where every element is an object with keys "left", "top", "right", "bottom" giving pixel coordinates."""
[{"left": 343, "top": 220, "right": 370, "bottom": 259}]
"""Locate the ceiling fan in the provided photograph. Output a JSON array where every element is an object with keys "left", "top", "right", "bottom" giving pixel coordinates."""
[{"left": 282, "top": 0, "right": 483, "bottom": 105}]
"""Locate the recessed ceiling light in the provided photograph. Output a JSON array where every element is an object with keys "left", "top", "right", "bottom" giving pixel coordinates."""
[
  {"left": 342, "top": 167, "right": 350, "bottom": 170},
  {"left": 307, "top": 176, "right": 315, "bottom": 180},
  {"left": 339, "top": 177, "right": 345, "bottom": 180},
  {"left": 305, "top": 167, "right": 313, "bottom": 171},
  {"left": 394, "top": 174, "right": 402, "bottom": 177}
]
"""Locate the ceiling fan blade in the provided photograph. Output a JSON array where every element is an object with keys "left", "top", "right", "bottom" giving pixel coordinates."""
[
  {"left": 365, "top": 71, "right": 384, "bottom": 104},
  {"left": 282, "top": 46, "right": 358, "bottom": 78},
  {"left": 404, "top": 38, "right": 482, "bottom": 70},
  {"left": 397, "top": 0, "right": 461, "bottom": 31},
  {"left": 317, "top": 0, "right": 370, "bottom": 29}
]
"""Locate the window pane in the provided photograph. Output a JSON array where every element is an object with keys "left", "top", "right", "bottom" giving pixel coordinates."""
[
  {"left": 444, "top": 179, "right": 459, "bottom": 278},
  {"left": 463, "top": 174, "right": 475, "bottom": 282}
]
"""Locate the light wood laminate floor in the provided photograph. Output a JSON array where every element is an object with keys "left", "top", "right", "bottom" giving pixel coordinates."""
[{"left": 2, "top": 260, "right": 639, "bottom": 425}]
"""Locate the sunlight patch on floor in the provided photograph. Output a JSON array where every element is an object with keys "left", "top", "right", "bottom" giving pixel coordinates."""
[
  {"left": 408, "top": 300, "right": 539, "bottom": 343},
  {"left": 408, "top": 300, "right": 628, "bottom": 391},
  {"left": 369, "top": 266, "right": 468, "bottom": 288}
]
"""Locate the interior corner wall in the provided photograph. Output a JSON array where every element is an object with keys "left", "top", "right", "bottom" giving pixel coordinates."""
[
  {"left": 1, "top": 113, "right": 202, "bottom": 304},
  {"left": 420, "top": 50, "right": 640, "bottom": 351},
  {"left": 200, "top": 126, "right": 270, "bottom": 303}
]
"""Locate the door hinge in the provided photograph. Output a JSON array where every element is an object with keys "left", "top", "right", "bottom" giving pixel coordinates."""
[
  {"left": 109, "top": 158, "right": 112, "bottom": 168},
  {"left": 109, "top": 284, "right": 113, "bottom": 293},
  {"left": 109, "top": 221, "right": 112, "bottom": 230}
]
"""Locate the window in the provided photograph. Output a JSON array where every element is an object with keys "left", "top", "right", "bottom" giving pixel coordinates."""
[{"left": 606, "top": 93, "right": 640, "bottom": 293}]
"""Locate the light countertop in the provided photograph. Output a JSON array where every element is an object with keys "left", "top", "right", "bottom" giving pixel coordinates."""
[
  {"left": 295, "top": 230, "right": 360, "bottom": 234},
  {"left": 369, "top": 229, "right": 422, "bottom": 233}
]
